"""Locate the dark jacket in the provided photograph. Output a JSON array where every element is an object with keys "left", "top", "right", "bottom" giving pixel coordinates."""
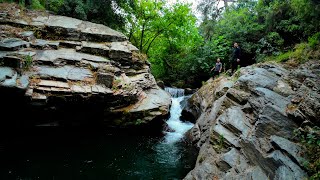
[{"left": 232, "top": 47, "right": 241, "bottom": 61}]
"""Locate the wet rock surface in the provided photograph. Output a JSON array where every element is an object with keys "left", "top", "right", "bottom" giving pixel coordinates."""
[
  {"left": 0, "top": 4, "right": 170, "bottom": 130},
  {"left": 183, "top": 61, "right": 320, "bottom": 180}
]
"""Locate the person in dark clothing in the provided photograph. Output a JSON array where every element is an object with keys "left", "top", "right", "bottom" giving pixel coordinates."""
[
  {"left": 210, "top": 58, "right": 222, "bottom": 79},
  {"left": 231, "top": 42, "right": 241, "bottom": 74},
  {"left": 15, "top": 0, "right": 32, "bottom": 8}
]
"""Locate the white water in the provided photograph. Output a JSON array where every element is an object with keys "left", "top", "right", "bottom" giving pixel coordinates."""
[{"left": 164, "top": 88, "right": 194, "bottom": 144}]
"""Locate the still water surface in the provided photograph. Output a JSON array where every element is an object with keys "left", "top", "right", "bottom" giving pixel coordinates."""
[{"left": 0, "top": 88, "right": 196, "bottom": 180}]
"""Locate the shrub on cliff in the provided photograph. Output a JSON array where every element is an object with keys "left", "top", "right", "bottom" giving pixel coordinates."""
[{"left": 295, "top": 126, "right": 320, "bottom": 180}]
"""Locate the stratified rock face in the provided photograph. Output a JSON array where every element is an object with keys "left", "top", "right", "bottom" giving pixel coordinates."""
[
  {"left": 184, "top": 61, "right": 320, "bottom": 180},
  {"left": 0, "top": 4, "right": 171, "bottom": 128}
]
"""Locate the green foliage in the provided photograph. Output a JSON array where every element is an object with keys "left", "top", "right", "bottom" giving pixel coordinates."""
[
  {"left": 201, "top": 81, "right": 207, "bottom": 86},
  {"left": 294, "top": 126, "right": 320, "bottom": 179},
  {"left": 195, "top": 0, "right": 320, "bottom": 82},
  {"left": 7, "top": 0, "right": 320, "bottom": 87},
  {"left": 44, "top": 0, "right": 64, "bottom": 13},
  {"left": 308, "top": 32, "right": 320, "bottom": 49},
  {"left": 231, "top": 68, "right": 241, "bottom": 82},
  {"left": 263, "top": 42, "right": 315, "bottom": 64},
  {"left": 24, "top": 0, "right": 135, "bottom": 30},
  {"left": 59, "top": 0, "right": 87, "bottom": 20},
  {"left": 274, "top": 51, "right": 292, "bottom": 63},
  {"left": 211, "top": 134, "right": 226, "bottom": 153},
  {"left": 134, "top": 119, "right": 144, "bottom": 125},
  {"left": 23, "top": 55, "right": 33, "bottom": 70},
  {"left": 291, "top": 43, "right": 311, "bottom": 63},
  {"left": 125, "top": 1, "right": 202, "bottom": 87},
  {"left": 31, "top": 0, "right": 44, "bottom": 9},
  {"left": 217, "top": 134, "right": 225, "bottom": 149},
  {"left": 112, "top": 78, "right": 121, "bottom": 91}
]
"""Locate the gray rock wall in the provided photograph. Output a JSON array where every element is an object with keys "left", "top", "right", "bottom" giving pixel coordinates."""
[
  {"left": 184, "top": 61, "right": 320, "bottom": 179},
  {"left": 0, "top": 4, "right": 171, "bottom": 128}
]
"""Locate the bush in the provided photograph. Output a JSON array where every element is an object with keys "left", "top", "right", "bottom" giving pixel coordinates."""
[
  {"left": 291, "top": 43, "right": 311, "bottom": 63},
  {"left": 45, "top": 0, "right": 64, "bottom": 13},
  {"left": 23, "top": 54, "right": 33, "bottom": 70},
  {"left": 256, "top": 32, "right": 284, "bottom": 61},
  {"left": 294, "top": 126, "right": 320, "bottom": 180},
  {"left": 59, "top": 0, "right": 87, "bottom": 20},
  {"left": 262, "top": 42, "right": 315, "bottom": 64},
  {"left": 31, "top": 0, "right": 45, "bottom": 10},
  {"left": 308, "top": 32, "right": 320, "bottom": 49},
  {"left": 275, "top": 51, "right": 292, "bottom": 62}
]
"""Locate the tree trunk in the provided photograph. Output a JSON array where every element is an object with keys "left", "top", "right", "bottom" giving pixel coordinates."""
[{"left": 140, "top": 23, "right": 145, "bottom": 52}]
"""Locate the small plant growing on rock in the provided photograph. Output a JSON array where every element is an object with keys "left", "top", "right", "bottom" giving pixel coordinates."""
[
  {"left": 135, "top": 119, "right": 144, "bottom": 125},
  {"left": 201, "top": 81, "right": 208, "bottom": 86},
  {"left": 198, "top": 155, "right": 205, "bottom": 164},
  {"left": 22, "top": 54, "right": 33, "bottom": 70},
  {"left": 112, "top": 78, "right": 121, "bottom": 91},
  {"left": 211, "top": 134, "right": 226, "bottom": 153},
  {"left": 218, "top": 134, "right": 225, "bottom": 149},
  {"left": 294, "top": 126, "right": 320, "bottom": 180},
  {"left": 231, "top": 68, "right": 241, "bottom": 82}
]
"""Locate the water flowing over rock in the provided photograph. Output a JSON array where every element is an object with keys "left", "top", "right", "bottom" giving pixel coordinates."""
[
  {"left": 183, "top": 61, "right": 320, "bottom": 179},
  {"left": 0, "top": 4, "right": 171, "bottom": 130}
]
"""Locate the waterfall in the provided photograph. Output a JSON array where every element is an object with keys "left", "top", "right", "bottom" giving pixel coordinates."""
[
  {"left": 164, "top": 87, "right": 185, "bottom": 98},
  {"left": 163, "top": 87, "right": 194, "bottom": 144}
]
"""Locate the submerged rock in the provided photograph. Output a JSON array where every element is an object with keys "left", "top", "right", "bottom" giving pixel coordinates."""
[
  {"left": 184, "top": 61, "right": 320, "bottom": 180},
  {"left": 0, "top": 4, "right": 170, "bottom": 130}
]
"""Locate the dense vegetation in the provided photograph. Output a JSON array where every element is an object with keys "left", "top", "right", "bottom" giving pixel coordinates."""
[{"left": 1, "top": 0, "right": 320, "bottom": 88}]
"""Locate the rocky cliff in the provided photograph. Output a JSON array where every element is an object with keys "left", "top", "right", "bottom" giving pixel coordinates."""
[
  {"left": 0, "top": 4, "right": 171, "bottom": 129},
  {"left": 183, "top": 60, "right": 320, "bottom": 179}
]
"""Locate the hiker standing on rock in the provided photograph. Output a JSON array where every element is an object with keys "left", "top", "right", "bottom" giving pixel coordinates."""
[
  {"left": 231, "top": 42, "right": 241, "bottom": 74},
  {"left": 210, "top": 58, "right": 222, "bottom": 79}
]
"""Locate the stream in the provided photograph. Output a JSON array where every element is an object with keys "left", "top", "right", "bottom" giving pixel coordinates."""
[{"left": 0, "top": 88, "right": 197, "bottom": 180}]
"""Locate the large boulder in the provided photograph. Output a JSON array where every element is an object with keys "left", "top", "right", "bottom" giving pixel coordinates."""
[
  {"left": 0, "top": 4, "right": 170, "bottom": 130},
  {"left": 184, "top": 61, "right": 320, "bottom": 180}
]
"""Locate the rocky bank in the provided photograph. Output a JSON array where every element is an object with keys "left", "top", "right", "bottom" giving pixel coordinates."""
[
  {"left": 0, "top": 4, "right": 171, "bottom": 129},
  {"left": 183, "top": 60, "right": 319, "bottom": 179}
]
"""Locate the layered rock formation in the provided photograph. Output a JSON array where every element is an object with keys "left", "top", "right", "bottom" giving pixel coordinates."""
[
  {"left": 183, "top": 60, "right": 320, "bottom": 179},
  {"left": 0, "top": 4, "right": 171, "bottom": 129}
]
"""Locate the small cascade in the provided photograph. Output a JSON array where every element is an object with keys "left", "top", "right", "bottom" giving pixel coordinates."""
[
  {"left": 165, "top": 87, "right": 185, "bottom": 98},
  {"left": 163, "top": 87, "right": 194, "bottom": 144}
]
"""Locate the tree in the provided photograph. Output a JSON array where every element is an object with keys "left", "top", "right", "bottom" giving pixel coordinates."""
[{"left": 126, "top": 1, "right": 200, "bottom": 55}]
